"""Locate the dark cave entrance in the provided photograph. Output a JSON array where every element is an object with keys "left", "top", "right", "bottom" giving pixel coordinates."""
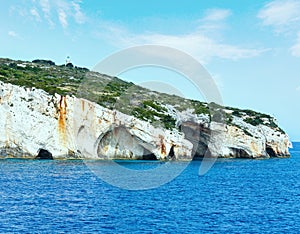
[
  {"left": 192, "top": 142, "right": 209, "bottom": 160},
  {"left": 266, "top": 146, "right": 276, "bottom": 157},
  {"left": 168, "top": 145, "right": 175, "bottom": 159},
  {"left": 36, "top": 148, "right": 53, "bottom": 160},
  {"left": 229, "top": 147, "right": 250, "bottom": 158},
  {"left": 142, "top": 148, "right": 157, "bottom": 160}
]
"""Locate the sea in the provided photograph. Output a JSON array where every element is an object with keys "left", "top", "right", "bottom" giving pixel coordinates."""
[{"left": 1, "top": 143, "right": 300, "bottom": 233}]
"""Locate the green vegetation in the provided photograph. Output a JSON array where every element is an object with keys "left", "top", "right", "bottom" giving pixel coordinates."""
[
  {"left": 232, "top": 110, "right": 243, "bottom": 117},
  {"left": 0, "top": 58, "right": 285, "bottom": 133},
  {"left": 132, "top": 100, "right": 176, "bottom": 130},
  {"left": 32, "top": 59, "right": 55, "bottom": 66},
  {"left": 0, "top": 58, "right": 85, "bottom": 96},
  {"left": 190, "top": 100, "right": 210, "bottom": 115},
  {"left": 227, "top": 105, "right": 285, "bottom": 133},
  {"left": 244, "top": 116, "right": 263, "bottom": 126}
]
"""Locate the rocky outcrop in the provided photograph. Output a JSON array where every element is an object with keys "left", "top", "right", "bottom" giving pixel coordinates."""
[{"left": 0, "top": 81, "right": 291, "bottom": 160}]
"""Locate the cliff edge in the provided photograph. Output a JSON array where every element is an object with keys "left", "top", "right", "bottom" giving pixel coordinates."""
[{"left": 0, "top": 58, "right": 291, "bottom": 160}]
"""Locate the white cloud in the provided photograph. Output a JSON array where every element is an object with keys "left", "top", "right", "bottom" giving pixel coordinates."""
[
  {"left": 94, "top": 8, "right": 263, "bottom": 63},
  {"left": 12, "top": 0, "right": 86, "bottom": 28},
  {"left": 58, "top": 9, "right": 68, "bottom": 28},
  {"left": 96, "top": 23, "right": 265, "bottom": 64},
  {"left": 290, "top": 32, "right": 300, "bottom": 56},
  {"left": 39, "top": 0, "right": 54, "bottom": 26},
  {"left": 40, "top": 0, "right": 50, "bottom": 15},
  {"left": 258, "top": 0, "right": 300, "bottom": 32},
  {"left": 258, "top": 0, "right": 300, "bottom": 57},
  {"left": 30, "top": 8, "right": 41, "bottom": 21},
  {"left": 197, "top": 8, "right": 232, "bottom": 35},
  {"left": 202, "top": 9, "right": 231, "bottom": 22},
  {"left": 72, "top": 1, "right": 86, "bottom": 24},
  {"left": 8, "top": 31, "right": 18, "bottom": 37}
]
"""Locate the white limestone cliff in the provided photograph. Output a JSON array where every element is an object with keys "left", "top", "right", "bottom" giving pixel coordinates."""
[{"left": 0, "top": 81, "right": 291, "bottom": 160}]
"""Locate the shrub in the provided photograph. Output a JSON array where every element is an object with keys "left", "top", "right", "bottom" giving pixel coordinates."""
[
  {"left": 244, "top": 116, "right": 263, "bottom": 126},
  {"left": 32, "top": 59, "right": 55, "bottom": 66},
  {"left": 232, "top": 110, "right": 243, "bottom": 117}
]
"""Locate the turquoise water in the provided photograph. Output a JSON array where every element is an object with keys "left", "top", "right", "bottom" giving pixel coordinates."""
[{"left": 1, "top": 143, "right": 300, "bottom": 233}]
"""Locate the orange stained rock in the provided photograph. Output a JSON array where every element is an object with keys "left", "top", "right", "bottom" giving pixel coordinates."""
[
  {"left": 81, "top": 99, "right": 85, "bottom": 111},
  {"left": 58, "top": 96, "right": 67, "bottom": 146},
  {"left": 159, "top": 135, "right": 167, "bottom": 156}
]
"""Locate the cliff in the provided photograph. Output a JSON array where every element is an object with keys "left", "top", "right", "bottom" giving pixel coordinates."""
[{"left": 0, "top": 58, "right": 291, "bottom": 160}]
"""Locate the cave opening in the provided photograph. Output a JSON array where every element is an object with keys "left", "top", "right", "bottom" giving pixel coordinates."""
[
  {"left": 36, "top": 148, "right": 53, "bottom": 160},
  {"left": 142, "top": 148, "right": 157, "bottom": 160},
  {"left": 168, "top": 145, "right": 175, "bottom": 159},
  {"left": 266, "top": 146, "right": 276, "bottom": 157},
  {"left": 192, "top": 142, "right": 209, "bottom": 160},
  {"left": 179, "top": 122, "right": 210, "bottom": 160},
  {"left": 97, "top": 126, "right": 158, "bottom": 160},
  {"left": 229, "top": 147, "right": 250, "bottom": 158}
]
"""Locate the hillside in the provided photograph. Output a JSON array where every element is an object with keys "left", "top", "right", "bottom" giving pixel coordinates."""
[
  {"left": 0, "top": 58, "right": 290, "bottom": 159},
  {"left": 0, "top": 58, "right": 284, "bottom": 132}
]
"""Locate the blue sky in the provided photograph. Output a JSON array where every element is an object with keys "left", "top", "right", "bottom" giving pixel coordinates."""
[{"left": 1, "top": 0, "right": 300, "bottom": 140}]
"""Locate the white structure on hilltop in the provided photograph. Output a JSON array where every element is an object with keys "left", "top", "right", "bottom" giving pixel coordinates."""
[{"left": 65, "top": 56, "right": 71, "bottom": 66}]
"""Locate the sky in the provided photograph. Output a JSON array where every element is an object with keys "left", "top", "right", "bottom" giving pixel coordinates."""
[{"left": 1, "top": 0, "right": 300, "bottom": 141}]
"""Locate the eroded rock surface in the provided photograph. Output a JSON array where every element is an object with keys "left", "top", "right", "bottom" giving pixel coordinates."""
[{"left": 0, "top": 82, "right": 291, "bottom": 160}]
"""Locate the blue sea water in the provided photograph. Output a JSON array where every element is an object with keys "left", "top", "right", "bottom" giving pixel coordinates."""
[{"left": 1, "top": 143, "right": 300, "bottom": 233}]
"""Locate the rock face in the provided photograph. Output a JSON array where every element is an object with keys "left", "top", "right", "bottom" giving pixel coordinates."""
[{"left": 0, "top": 81, "right": 291, "bottom": 160}]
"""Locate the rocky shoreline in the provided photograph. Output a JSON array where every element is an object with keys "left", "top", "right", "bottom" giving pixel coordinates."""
[{"left": 0, "top": 81, "right": 291, "bottom": 160}]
